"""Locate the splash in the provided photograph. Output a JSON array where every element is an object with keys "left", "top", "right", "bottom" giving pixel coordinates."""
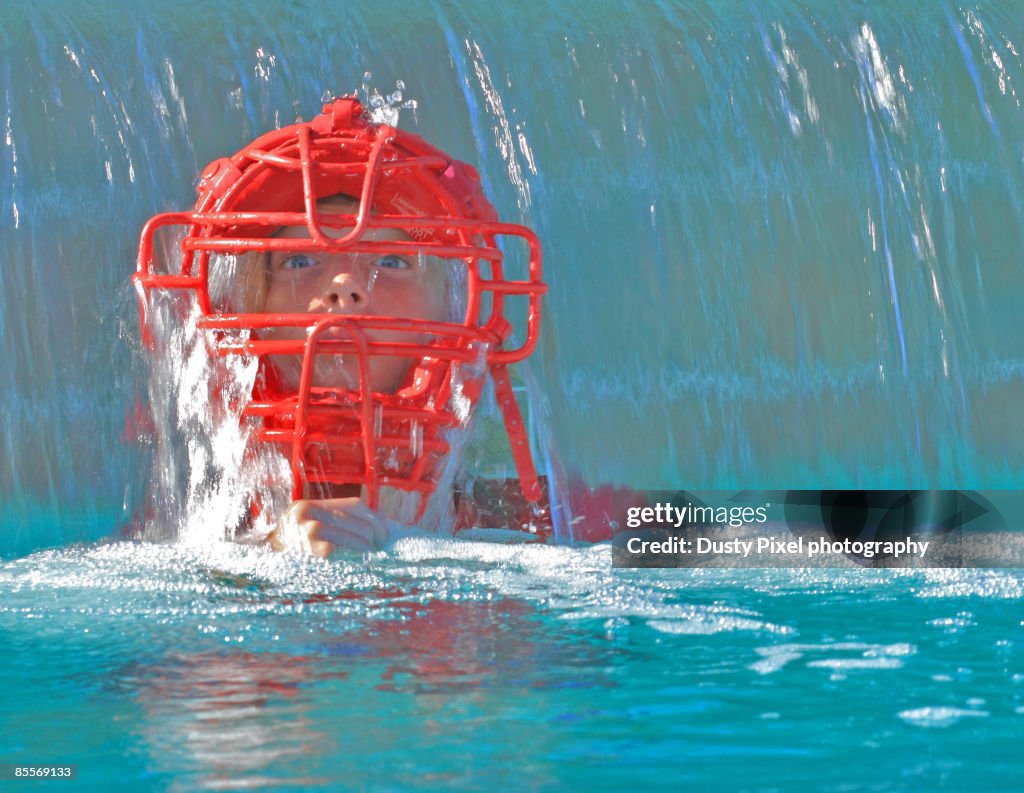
[
  {"left": 462, "top": 37, "right": 535, "bottom": 210},
  {"left": 853, "top": 22, "right": 907, "bottom": 131},
  {"left": 137, "top": 253, "right": 291, "bottom": 547},
  {"left": 357, "top": 73, "right": 418, "bottom": 126}
]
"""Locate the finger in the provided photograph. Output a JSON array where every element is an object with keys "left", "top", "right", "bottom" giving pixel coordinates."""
[
  {"left": 323, "top": 529, "right": 376, "bottom": 553},
  {"left": 332, "top": 500, "right": 392, "bottom": 541},
  {"left": 307, "top": 519, "right": 378, "bottom": 553},
  {"left": 345, "top": 507, "right": 391, "bottom": 549},
  {"left": 309, "top": 539, "right": 336, "bottom": 559},
  {"left": 285, "top": 499, "right": 315, "bottom": 523},
  {"left": 312, "top": 497, "right": 377, "bottom": 524},
  {"left": 344, "top": 515, "right": 390, "bottom": 551},
  {"left": 306, "top": 505, "right": 386, "bottom": 544},
  {"left": 344, "top": 500, "right": 384, "bottom": 522},
  {"left": 373, "top": 519, "right": 390, "bottom": 548},
  {"left": 268, "top": 519, "right": 313, "bottom": 556}
]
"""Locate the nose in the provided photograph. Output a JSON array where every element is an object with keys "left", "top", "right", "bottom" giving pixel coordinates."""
[{"left": 321, "top": 273, "right": 369, "bottom": 312}]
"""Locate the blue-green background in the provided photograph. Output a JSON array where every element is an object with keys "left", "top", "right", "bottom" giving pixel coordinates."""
[
  {"left": 1, "top": 2, "right": 1023, "bottom": 790},
  {"left": 4, "top": 0, "right": 1024, "bottom": 553}
]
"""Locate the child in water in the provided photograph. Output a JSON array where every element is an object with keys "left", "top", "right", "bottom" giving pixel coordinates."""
[
  {"left": 134, "top": 95, "right": 560, "bottom": 555},
  {"left": 251, "top": 192, "right": 456, "bottom": 555}
]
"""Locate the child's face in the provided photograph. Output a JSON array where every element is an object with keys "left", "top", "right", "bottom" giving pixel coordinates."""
[{"left": 262, "top": 198, "right": 449, "bottom": 392}]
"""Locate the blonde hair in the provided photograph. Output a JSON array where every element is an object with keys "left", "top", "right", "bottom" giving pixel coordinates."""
[
  {"left": 209, "top": 193, "right": 465, "bottom": 325},
  {"left": 207, "top": 194, "right": 356, "bottom": 314},
  {"left": 208, "top": 251, "right": 267, "bottom": 314}
]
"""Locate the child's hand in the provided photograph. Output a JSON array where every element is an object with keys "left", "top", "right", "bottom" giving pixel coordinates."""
[{"left": 269, "top": 497, "right": 391, "bottom": 556}]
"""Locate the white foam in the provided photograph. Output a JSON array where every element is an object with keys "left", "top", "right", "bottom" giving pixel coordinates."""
[
  {"left": 807, "top": 658, "right": 903, "bottom": 670},
  {"left": 898, "top": 707, "right": 989, "bottom": 728},
  {"left": 750, "top": 642, "right": 915, "bottom": 675},
  {"left": 647, "top": 616, "right": 790, "bottom": 636}
]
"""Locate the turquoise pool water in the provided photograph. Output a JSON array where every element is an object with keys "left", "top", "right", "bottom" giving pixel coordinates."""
[{"left": 3, "top": 540, "right": 1023, "bottom": 790}]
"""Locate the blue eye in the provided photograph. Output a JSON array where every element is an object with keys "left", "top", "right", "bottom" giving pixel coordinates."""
[
  {"left": 280, "top": 254, "right": 317, "bottom": 271},
  {"left": 373, "top": 254, "right": 411, "bottom": 271}
]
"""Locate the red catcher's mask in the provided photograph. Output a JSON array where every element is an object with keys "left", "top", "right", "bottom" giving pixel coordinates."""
[{"left": 134, "top": 96, "right": 546, "bottom": 521}]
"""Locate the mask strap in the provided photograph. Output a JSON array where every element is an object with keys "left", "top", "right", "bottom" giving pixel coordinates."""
[{"left": 490, "top": 363, "right": 541, "bottom": 503}]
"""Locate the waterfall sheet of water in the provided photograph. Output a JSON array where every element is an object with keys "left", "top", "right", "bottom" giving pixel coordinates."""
[{"left": 2, "top": 1, "right": 1022, "bottom": 555}]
